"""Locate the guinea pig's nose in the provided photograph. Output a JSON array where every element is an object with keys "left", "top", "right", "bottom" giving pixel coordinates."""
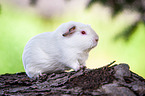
[{"left": 95, "top": 39, "right": 99, "bottom": 42}]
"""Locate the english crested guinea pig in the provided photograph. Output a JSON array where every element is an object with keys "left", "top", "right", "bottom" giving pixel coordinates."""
[{"left": 22, "top": 21, "right": 99, "bottom": 78}]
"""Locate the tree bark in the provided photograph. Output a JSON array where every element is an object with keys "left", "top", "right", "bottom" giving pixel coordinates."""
[{"left": 0, "top": 63, "right": 145, "bottom": 96}]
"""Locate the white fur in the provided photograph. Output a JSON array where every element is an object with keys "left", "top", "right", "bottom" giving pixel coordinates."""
[{"left": 22, "top": 21, "right": 99, "bottom": 78}]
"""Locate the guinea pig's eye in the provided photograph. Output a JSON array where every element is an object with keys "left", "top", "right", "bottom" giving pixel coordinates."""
[{"left": 81, "top": 31, "right": 86, "bottom": 35}]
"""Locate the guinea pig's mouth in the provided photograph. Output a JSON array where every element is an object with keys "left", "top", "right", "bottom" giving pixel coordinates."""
[
  {"left": 87, "top": 45, "right": 96, "bottom": 51},
  {"left": 92, "top": 41, "right": 98, "bottom": 47},
  {"left": 91, "top": 45, "right": 96, "bottom": 49}
]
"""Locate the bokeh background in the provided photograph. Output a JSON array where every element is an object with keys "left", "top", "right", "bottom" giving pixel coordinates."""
[{"left": 0, "top": 0, "right": 145, "bottom": 77}]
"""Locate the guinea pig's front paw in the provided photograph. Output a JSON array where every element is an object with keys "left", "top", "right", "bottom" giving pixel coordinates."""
[
  {"left": 71, "top": 63, "right": 81, "bottom": 72},
  {"left": 80, "top": 64, "right": 85, "bottom": 68},
  {"left": 81, "top": 66, "right": 86, "bottom": 69}
]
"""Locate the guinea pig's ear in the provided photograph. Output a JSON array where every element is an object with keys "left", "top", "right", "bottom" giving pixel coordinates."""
[{"left": 62, "top": 26, "right": 76, "bottom": 37}]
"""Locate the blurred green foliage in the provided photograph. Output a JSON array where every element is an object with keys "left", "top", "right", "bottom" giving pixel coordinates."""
[
  {"left": 0, "top": 5, "right": 145, "bottom": 78},
  {"left": 87, "top": 0, "right": 145, "bottom": 41},
  {"left": 87, "top": 0, "right": 145, "bottom": 16},
  {"left": 0, "top": 7, "right": 41, "bottom": 73}
]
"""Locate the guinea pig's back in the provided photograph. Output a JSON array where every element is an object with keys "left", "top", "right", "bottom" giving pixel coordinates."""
[{"left": 22, "top": 32, "right": 57, "bottom": 70}]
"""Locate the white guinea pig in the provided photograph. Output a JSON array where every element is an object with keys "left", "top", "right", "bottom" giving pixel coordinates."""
[{"left": 22, "top": 21, "right": 99, "bottom": 78}]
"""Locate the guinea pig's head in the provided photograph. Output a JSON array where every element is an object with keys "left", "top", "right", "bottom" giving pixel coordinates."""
[{"left": 56, "top": 21, "right": 99, "bottom": 51}]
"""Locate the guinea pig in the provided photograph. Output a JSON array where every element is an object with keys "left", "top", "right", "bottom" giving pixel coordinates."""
[{"left": 22, "top": 21, "right": 99, "bottom": 78}]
